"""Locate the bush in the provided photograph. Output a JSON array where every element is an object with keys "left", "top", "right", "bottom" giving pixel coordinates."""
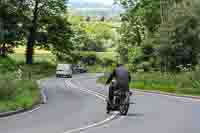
[
  {"left": 0, "top": 73, "right": 40, "bottom": 112},
  {"left": 14, "top": 80, "right": 40, "bottom": 108},
  {"left": 136, "top": 61, "right": 152, "bottom": 72},
  {"left": 0, "top": 56, "right": 57, "bottom": 112},
  {"left": 98, "top": 70, "right": 200, "bottom": 96},
  {"left": 80, "top": 52, "right": 101, "bottom": 65},
  {"left": 0, "top": 79, "right": 16, "bottom": 100},
  {"left": 0, "top": 57, "right": 17, "bottom": 73},
  {"left": 101, "top": 57, "right": 116, "bottom": 66},
  {"left": 0, "top": 72, "right": 39, "bottom": 101}
]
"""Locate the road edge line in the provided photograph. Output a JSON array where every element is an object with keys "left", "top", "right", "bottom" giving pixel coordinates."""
[
  {"left": 133, "top": 89, "right": 200, "bottom": 101},
  {"left": 63, "top": 80, "right": 119, "bottom": 133},
  {"left": 0, "top": 80, "right": 47, "bottom": 119}
]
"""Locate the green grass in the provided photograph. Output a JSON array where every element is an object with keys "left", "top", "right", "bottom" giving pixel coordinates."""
[
  {"left": 0, "top": 79, "right": 40, "bottom": 112},
  {"left": 96, "top": 52, "right": 117, "bottom": 60},
  {"left": 86, "top": 65, "right": 115, "bottom": 73},
  {"left": 97, "top": 72, "right": 200, "bottom": 96},
  {"left": 9, "top": 53, "right": 56, "bottom": 64},
  {"left": 0, "top": 49, "right": 116, "bottom": 112},
  {"left": 0, "top": 55, "right": 56, "bottom": 113}
]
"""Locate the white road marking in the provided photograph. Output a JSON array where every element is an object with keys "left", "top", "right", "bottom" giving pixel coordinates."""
[
  {"left": 67, "top": 80, "right": 106, "bottom": 102},
  {"left": 0, "top": 106, "right": 41, "bottom": 120},
  {"left": 64, "top": 114, "right": 117, "bottom": 133},
  {"left": 135, "top": 90, "right": 200, "bottom": 103},
  {"left": 0, "top": 80, "right": 47, "bottom": 120},
  {"left": 64, "top": 80, "right": 123, "bottom": 133}
]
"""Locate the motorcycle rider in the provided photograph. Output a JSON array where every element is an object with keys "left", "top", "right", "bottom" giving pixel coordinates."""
[{"left": 106, "top": 63, "right": 131, "bottom": 106}]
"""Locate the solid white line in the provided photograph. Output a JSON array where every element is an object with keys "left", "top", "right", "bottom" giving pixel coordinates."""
[
  {"left": 135, "top": 90, "right": 200, "bottom": 102},
  {"left": 0, "top": 80, "right": 46, "bottom": 120},
  {"left": 64, "top": 114, "right": 117, "bottom": 133},
  {"left": 64, "top": 80, "right": 120, "bottom": 133},
  {"left": 0, "top": 106, "right": 41, "bottom": 120},
  {"left": 66, "top": 81, "right": 106, "bottom": 101}
]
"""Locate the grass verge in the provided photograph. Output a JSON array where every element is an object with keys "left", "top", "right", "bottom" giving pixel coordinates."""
[
  {"left": 86, "top": 65, "right": 114, "bottom": 73},
  {"left": 0, "top": 79, "right": 40, "bottom": 112},
  {"left": 97, "top": 72, "right": 200, "bottom": 96},
  {"left": 0, "top": 57, "right": 56, "bottom": 113}
]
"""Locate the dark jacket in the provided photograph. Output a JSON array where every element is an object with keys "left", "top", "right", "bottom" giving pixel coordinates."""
[{"left": 106, "top": 66, "right": 131, "bottom": 90}]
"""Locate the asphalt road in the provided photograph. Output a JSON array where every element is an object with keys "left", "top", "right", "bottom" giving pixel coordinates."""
[{"left": 0, "top": 74, "right": 200, "bottom": 133}]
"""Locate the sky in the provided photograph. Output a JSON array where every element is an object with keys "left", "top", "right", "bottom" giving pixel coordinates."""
[{"left": 70, "top": 0, "right": 114, "bottom": 5}]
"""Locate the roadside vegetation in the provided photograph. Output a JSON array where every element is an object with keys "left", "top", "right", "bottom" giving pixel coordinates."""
[
  {"left": 97, "top": 0, "right": 200, "bottom": 96},
  {"left": 0, "top": 56, "right": 55, "bottom": 113},
  {"left": 0, "top": 0, "right": 116, "bottom": 113},
  {"left": 1, "top": 0, "right": 200, "bottom": 113},
  {"left": 0, "top": 75, "right": 40, "bottom": 112},
  {"left": 98, "top": 69, "right": 200, "bottom": 96}
]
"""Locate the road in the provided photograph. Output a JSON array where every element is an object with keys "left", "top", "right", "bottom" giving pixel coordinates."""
[{"left": 0, "top": 74, "right": 200, "bottom": 133}]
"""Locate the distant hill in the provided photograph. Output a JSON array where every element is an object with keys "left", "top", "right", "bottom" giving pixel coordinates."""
[{"left": 68, "top": 1, "right": 123, "bottom": 18}]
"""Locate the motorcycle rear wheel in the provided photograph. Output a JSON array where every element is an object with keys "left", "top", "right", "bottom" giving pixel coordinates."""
[{"left": 119, "top": 93, "right": 130, "bottom": 115}]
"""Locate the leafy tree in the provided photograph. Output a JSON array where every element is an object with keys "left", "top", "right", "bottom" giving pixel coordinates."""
[
  {"left": 41, "top": 16, "right": 74, "bottom": 62},
  {"left": 69, "top": 15, "right": 114, "bottom": 52},
  {"left": 118, "top": 0, "right": 200, "bottom": 73},
  {"left": 117, "top": 0, "right": 160, "bottom": 64},
  {"left": 0, "top": 0, "right": 24, "bottom": 57},
  {"left": 100, "top": 16, "right": 105, "bottom": 22},
  {"left": 22, "top": 0, "right": 67, "bottom": 64},
  {"left": 86, "top": 16, "right": 91, "bottom": 22},
  {"left": 159, "top": 3, "right": 200, "bottom": 71}
]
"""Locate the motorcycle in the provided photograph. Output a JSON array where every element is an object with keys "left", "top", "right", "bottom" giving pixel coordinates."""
[{"left": 106, "top": 80, "right": 132, "bottom": 116}]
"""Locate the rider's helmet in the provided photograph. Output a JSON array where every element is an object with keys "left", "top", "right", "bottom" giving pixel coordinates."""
[{"left": 116, "top": 61, "right": 123, "bottom": 67}]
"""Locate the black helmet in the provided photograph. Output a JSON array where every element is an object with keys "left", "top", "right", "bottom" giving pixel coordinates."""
[{"left": 117, "top": 63, "right": 123, "bottom": 67}]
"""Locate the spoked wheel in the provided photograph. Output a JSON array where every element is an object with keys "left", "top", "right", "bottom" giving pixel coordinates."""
[{"left": 119, "top": 92, "right": 130, "bottom": 116}]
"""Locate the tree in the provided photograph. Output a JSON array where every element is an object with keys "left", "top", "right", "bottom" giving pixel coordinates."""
[
  {"left": 86, "top": 16, "right": 91, "bottom": 22},
  {"left": 43, "top": 16, "right": 74, "bottom": 62},
  {"left": 159, "top": 2, "right": 200, "bottom": 71},
  {"left": 118, "top": 0, "right": 159, "bottom": 63},
  {"left": 69, "top": 15, "right": 114, "bottom": 52},
  {"left": 24, "top": 0, "right": 67, "bottom": 64},
  {"left": 0, "top": 0, "right": 24, "bottom": 57},
  {"left": 100, "top": 16, "right": 105, "bottom": 22}
]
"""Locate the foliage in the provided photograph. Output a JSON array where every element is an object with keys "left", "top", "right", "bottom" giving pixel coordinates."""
[
  {"left": 0, "top": 0, "right": 72, "bottom": 63},
  {"left": 0, "top": 76, "right": 40, "bottom": 112},
  {"left": 119, "top": 0, "right": 200, "bottom": 72},
  {"left": 79, "top": 52, "right": 101, "bottom": 65},
  {"left": 0, "top": 0, "right": 25, "bottom": 57},
  {"left": 25, "top": 0, "right": 68, "bottom": 64},
  {"left": 41, "top": 16, "right": 74, "bottom": 62},
  {"left": 159, "top": 1, "right": 200, "bottom": 71},
  {"left": 69, "top": 15, "right": 116, "bottom": 52},
  {"left": 0, "top": 57, "right": 17, "bottom": 73},
  {"left": 87, "top": 65, "right": 115, "bottom": 73},
  {"left": 0, "top": 57, "right": 55, "bottom": 112},
  {"left": 101, "top": 57, "right": 116, "bottom": 67},
  {"left": 0, "top": 0, "right": 69, "bottom": 64},
  {"left": 118, "top": 0, "right": 160, "bottom": 64},
  {"left": 97, "top": 69, "right": 200, "bottom": 96}
]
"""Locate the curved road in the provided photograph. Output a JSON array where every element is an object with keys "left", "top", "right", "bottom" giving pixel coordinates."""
[{"left": 0, "top": 74, "right": 200, "bottom": 133}]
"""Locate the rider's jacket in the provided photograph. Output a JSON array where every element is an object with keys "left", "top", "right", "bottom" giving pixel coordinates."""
[{"left": 106, "top": 65, "right": 131, "bottom": 90}]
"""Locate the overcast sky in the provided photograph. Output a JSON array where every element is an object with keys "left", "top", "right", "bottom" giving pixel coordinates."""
[{"left": 69, "top": 0, "right": 114, "bottom": 5}]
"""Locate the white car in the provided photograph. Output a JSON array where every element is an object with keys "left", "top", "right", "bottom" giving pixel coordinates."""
[{"left": 56, "top": 64, "right": 72, "bottom": 78}]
